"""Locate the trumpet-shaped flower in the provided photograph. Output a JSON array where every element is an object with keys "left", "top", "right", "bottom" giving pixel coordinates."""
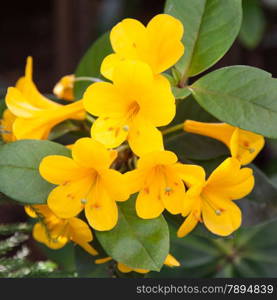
[
  {"left": 83, "top": 60, "right": 175, "bottom": 156},
  {"left": 0, "top": 109, "right": 16, "bottom": 142},
  {"left": 39, "top": 137, "right": 129, "bottom": 231},
  {"left": 101, "top": 14, "right": 184, "bottom": 80},
  {"left": 25, "top": 205, "right": 97, "bottom": 255},
  {"left": 5, "top": 57, "right": 85, "bottom": 140},
  {"left": 125, "top": 150, "right": 189, "bottom": 219},
  {"left": 53, "top": 74, "right": 75, "bottom": 101},
  {"left": 95, "top": 254, "right": 180, "bottom": 274},
  {"left": 184, "top": 120, "right": 265, "bottom": 165},
  {"left": 177, "top": 158, "right": 254, "bottom": 237}
]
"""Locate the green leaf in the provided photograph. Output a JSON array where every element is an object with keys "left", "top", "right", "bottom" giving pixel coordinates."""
[
  {"left": 239, "top": 0, "right": 266, "bottom": 49},
  {"left": 48, "top": 121, "right": 80, "bottom": 141},
  {"left": 164, "top": 0, "right": 242, "bottom": 78},
  {"left": 165, "top": 132, "right": 228, "bottom": 161},
  {"left": 239, "top": 165, "right": 277, "bottom": 226},
  {"left": 0, "top": 140, "right": 70, "bottom": 204},
  {"left": 95, "top": 196, "right": 169, "bottom": 272},
  {"left": 190, "top": 66, "right": 277, "bottom": 138},
  {"left": 74, "top": 32, "right": 112, "bottom": 99}
]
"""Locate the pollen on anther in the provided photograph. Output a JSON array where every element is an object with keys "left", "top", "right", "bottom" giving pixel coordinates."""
[
  {"left": 81, "top": 198, "right": 87, "bottom": 205},
  {"left": 215, "top": 209, "right": 222, "bottom": 216},
  {"left": 165, "top": 187, "right": 172, "bottom": 193}
]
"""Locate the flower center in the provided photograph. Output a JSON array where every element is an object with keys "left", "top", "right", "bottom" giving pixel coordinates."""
[
  {"left": 201, "top": 193, "right": 224, "bottom": 216},
  {"left": 127, "top": 101, "right": 140, "bottom": 120}
]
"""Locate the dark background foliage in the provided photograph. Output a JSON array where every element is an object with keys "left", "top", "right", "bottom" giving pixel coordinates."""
[{"left": 1, "top": 0, "right": 277, "bottom": 277}]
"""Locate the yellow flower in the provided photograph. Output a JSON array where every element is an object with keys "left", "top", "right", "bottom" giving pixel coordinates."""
[
  {"left": 95, "top": 254, "right": 180, "bottom": 274},
  {"left": 184, "top": 120, "right": 265, "bottom": 165},
  {"left": 177, "top": 158, "right": 254, "bottom": 237},
  {"left": 84, "top": 60, "right": 175, "bottom": 156},
  {"left": 24, "top": 205, "right": 97, "bottom": 256},
  {"left": 53, "top": 74, "right": 75, "bottom": 101},
  {"left": 5, "top": 57, "right": 85, "bottom": 140},
  {"left": 39, "top": 137, "right": 129, "bottom": 231},
  {"left": 0, "top": 109, "right": 16, "bottom": 142},
  {"left": 101, "top": 14, "right": 184, "bottom": 80},
  {"left": 125, "top": 150, "right": 188, "bottom": 219}
]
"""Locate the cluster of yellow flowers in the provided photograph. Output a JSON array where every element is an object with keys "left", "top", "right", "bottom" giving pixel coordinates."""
[{"left": 0, "top": 14, "right": 265, "bottom": 273}]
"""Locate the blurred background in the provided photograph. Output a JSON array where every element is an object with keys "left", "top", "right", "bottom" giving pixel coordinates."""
[
  {"left": 1, "top": 0, "right": 277, "bottom": 94},
  {"left": 1, "top": 0, "right": 277, "bottom": 277}
]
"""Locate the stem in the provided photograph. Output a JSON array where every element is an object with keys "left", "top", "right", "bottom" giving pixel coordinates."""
[
  {"left": 178, "top": 76, "right": 188, "bottom": 88},
  {"left": 86, "top": 114, "right": 96, "bottom": 123},
  {"left": 162, "top": 123, "right": 184, "bottom": 135},
  {"left": 74, "top": 76, "right": 103, "bottom": 83}
]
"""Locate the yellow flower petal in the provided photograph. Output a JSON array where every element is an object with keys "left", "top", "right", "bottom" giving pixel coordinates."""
[
  {"left": 75, "top": 240, "right": 98, "bottom": 256},
  {"left": 85, "top": 187, "right": 118, "bottom": 231},
  {"left": 184, "top": 120, "right": 233, "bottom": 147},
  {"left": 128, "top": 120, "right": 164, "bottom": 156},
  {"left": 16, "top": 57, "right": 60, "bottom": 110},
  {"left": 177, "top": 212, "right": 199, "bottom": 238},
  {"left": 136, "top": 185, "right": 164, "bottom": 219},
  {"left": 39, "top": 155, "right": 87, "bottom": 185},
  {"left": 72, "top": 137, "right": 115, "bottom": 169},
  {"left": 202, "top": 195, "right": 242, "bottom": 236},
  {"left": 91, "top": 116, "right": 128, "bottom": 149},
  {"left": 124, "top": 169, "right": 146, "bottom": 195},
  {"left": 24, "top": 204, "right": 52, "bottom": 218},
  {"left": 164, "top": 254, "right": 180, "bottom": 267},
  {"left": 53, "top": 74, "right": 75, "bottom": 101},
  {"left": 99, "top": 169, "right": 129, "bottom": 202},
  {"left": 68, "top": 217, "right": 93, "bottom": 242},
  {"left": 160, "top": 169, "right": 185, "bottom": 215},
  {"left": 172, "top": 163, "right": 206, "bottom": 186},
  {"left": 110, "top": 18, "right": 147, "bottom": 60},
  {"left": 68, "top": 217, "right": 98, "bottom": 256},
  {"left": 230, "top": 128, "right": 265, "bottom": 165},
  {"left": 113, "top": 60, "right": 153, "bottom": 100},
  {"left": 33, "top": 223, "right": 68, "bottom": 249},
  {"left": 138, "top": 75, "right": 175, "bottom": 127},
  {"left": 100, "top": 53, "right": 125, "bottom": 81},
  {"left": 83, "top": 82, "right": 127, "bottom": 118},
  {"left": 146, "top": 14, "right": 184, "bottom": 74},
  {"left": 6, "top": 87, "right": 41, "bottom": 118},
  {"left": 47, "top": 177, "right": 92, "bottom": 218},
  {"left": 95, "top": 257, "right": 113, "bottom": 264},
  {"left": 117, "top": 262, "right": 133, "bottom": 273},
  {"left": 0, "top": 109, "right": 16, "bottom": 142},
  {"left": 206, "top": 158, "right": 254, "bottom": 200},
  {"left": 137, "top": 150, "right": 177, "bottom": 170}
]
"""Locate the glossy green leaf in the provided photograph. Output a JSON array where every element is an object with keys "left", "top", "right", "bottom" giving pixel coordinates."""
[
  {"left": 48, "top": 121, "right": 80, "bottom": 141},
  {"left": 190, "top": 66, "right": 277, "bottom": 138},
  {"left": 164, "top": 0, "right": 242, "bottom": 78},
  {"left": 95, "top": 196, "right": 169, "bottom": 272},
  {"left": 239, "top": 165, "right": 277, "bottom": 226},
  {"left": 0, "top": 140, "right": 70, "bottom": 204},
  {"left": 239, "top": 0, "right": 266, "bottom": 49},
  {"left": 74, "top": 32, "right": 112, "bottom": 99}
]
